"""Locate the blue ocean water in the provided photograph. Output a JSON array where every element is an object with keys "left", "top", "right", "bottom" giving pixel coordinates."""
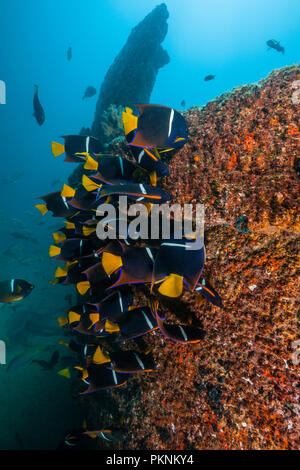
[{"left": 0, "top": 0, "right": 299, "bottom": 449}]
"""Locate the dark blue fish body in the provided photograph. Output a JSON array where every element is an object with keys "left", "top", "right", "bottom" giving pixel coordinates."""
[
  {"left": 33, "top": 85, "right": 45, "bottom": 126},
  {"left": 82, "top": 86, "right": 97, "bottom": 99},
  {"left": 266, "top": 39, "right": 284, "bottom": 54},
  {"left": 204, "top": 75, "right": 215, "bottom": 81},
  {"left": 67, "top": 46, "right": 72, "bottom": 60}
]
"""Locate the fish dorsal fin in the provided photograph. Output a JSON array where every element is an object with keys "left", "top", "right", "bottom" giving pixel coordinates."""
[
  {"left": 122, "top": 108, "right": 138, "bottom": 135},
  {"left": 102, "top": 252, "right": 122, "bottom": 276},
  {"left": 158, "top": 273, "right": 183, "bottom": 298}
]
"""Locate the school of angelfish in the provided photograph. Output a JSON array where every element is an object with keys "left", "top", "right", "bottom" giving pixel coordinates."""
[{"left": 31, "top": 104, "right": 222, "bottom": 447}]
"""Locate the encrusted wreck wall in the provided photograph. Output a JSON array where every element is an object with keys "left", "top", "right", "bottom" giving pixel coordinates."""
[{"left": 80, "top": 64, "right": 299, "bottom": 450}]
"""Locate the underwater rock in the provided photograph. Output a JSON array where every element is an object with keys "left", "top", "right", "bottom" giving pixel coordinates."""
[{"left": 91, "top": 3, "right": 170, "bottom": 143}]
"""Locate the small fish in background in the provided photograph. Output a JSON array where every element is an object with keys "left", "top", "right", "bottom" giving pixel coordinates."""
[
  {"left": 266, "top": 39, "right": 285, "bottom": 54},
  {"left": 33, "top": 350, "right": 59, "bottom": 370},
  {"left": 10, "top": 232, "right": 38, "bottom": 244},
  {"left": 67, "top": 46, "right": 72, "bottom": 61},
  {"left": 6, "top": 345, "right": 50, "bottom": 373},
  {"left": 50, "top": 178, "right": 62, "bottom": 187},
  {"left": 0, "top": 171, "right": 25, "bottom": 184},
  {"left": 33, "top": 85, "right": 45, "bottom": 126},
  {"left": 204, "top": 75, "right": 215, "bottom": 81},
  {"left": 0, "top": 279, "right": 34, "bottom": 303},
  {"left": 82, "top": 86, "right": 97, "bottom": 99},
  {"left": 180, "top": 99, "right": 186, "bottom": 108}
]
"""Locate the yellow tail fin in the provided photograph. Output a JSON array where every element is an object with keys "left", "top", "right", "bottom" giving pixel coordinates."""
[
  {"left": 51, "top": 141, "right": 65, "bottom": 157},
  {"left": 52, "top": 232, "right": 66, "bottom": 244},
  {"left": 76, "top": 281, "right": 90, "bottom": 295},
  {"left": 158, "top": 273, "right": 183, "bottom": 298},
  {"left": 61, "top": 184, "right": 75, "bottom": 198},
  {"left": 35, "top": 204, "right": 48, "bottom": 215},
  {"left": 122, "top": 108, "right": 138, "bottom": 135},
  {"left": 84, "top": 155, "right": 98, "bottom": 171},
  {"left": 49, "top": 245, "right": 61, "bottom": 257},
  {"left": 82, "top": 174, "right": 102, "bottom": 192},
  {"left": 58, "top": 368, "right": 71, "bottom": 379},
  {"left": 57, "top": 317, "right": 68, "bottom": 327},
  {"left": 82, "top": 225, "right": 96, "bottom": 236},
  {"left": 65, "top": 221, "right": 75, "bottom": 229},
  {"left": 55, "top": 266, "right": 67, "bottom": 278},
  {"left": 93, "top": 346, "right": 110, "bottom": 365},
  {"left": 105, "top": 319, "right": 120, "bottom": 334},
  {"left": 68, "top": 310, "right": 81, "bottom": 324},
  {"left": 102, "top": 252, "right": 122, "bottom": 276}
]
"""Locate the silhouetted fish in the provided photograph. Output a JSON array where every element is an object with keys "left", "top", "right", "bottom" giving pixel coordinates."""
[
  {"left": 33, "top": 85, "right": 45, "bottom": 126},
  {"left": 266, "top": 39, "right": 284, "bottom": 54},
  {"left": 204, "top": 75, "right": 215, "bottom": 81},
  {"left": 10, "top": 232, "right": 38, "bottom": 244},
  {"left": 6, "top": 346, "right": 48, "bottom": 372},
  {"left": 0, "top": 279, "right": 34, "bottom": 303},
  {"left": 82, "top": 86, "right": 97, "bottom": 99},
  {"left": 33, "top": 350, "right": 59, "bottom": 370},
  {"left": 67, "top": 46, "right": 72, "bottom": 61},
  {"left": 1, "top": 171, "right": 25, "bottom": 184}
]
